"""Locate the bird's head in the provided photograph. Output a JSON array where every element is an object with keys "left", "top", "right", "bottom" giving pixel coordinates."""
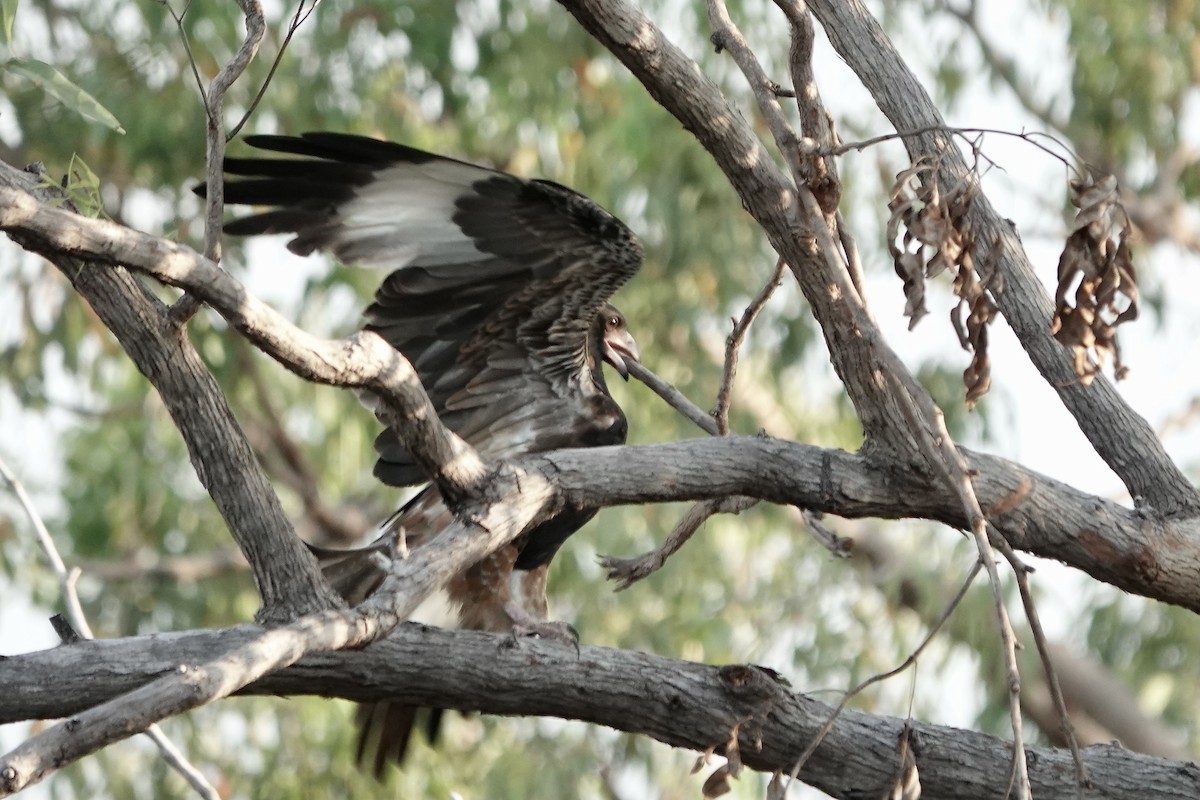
[{"left": 599, "top": 304, "right": 640, "bottom": 381}]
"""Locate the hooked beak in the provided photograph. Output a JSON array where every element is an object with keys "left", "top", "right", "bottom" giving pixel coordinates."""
[{"left": 603, "top": 328, "right": 641, "bottom": 381}]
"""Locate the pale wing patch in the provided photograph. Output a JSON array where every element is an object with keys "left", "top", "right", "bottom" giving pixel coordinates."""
[{"left": 337, "top": 163, "right": 489, "bottom": 270}]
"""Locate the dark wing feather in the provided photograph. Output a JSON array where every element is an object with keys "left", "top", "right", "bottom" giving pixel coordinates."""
[{"left": 219, "top": 132, "right": 641, "bottom": 486}]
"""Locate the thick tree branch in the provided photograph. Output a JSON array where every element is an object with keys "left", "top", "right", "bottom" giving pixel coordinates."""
[
  {"left": 533, "top": 439, "right": 1200, "bottom": 612},
  {"left": 804, "top": 0, "right": 1200, "bottom": 517},
  {"left": 0, "top": 457, "right": 558, "bottom": 793},
  {"left": 560, "top": 0, "right": 929, "bottom": 460},
  {"left": 0, "top": 165, "right": 489, "bottom": 510},
  {"left": 3, "top": 626, "right": 1199, "bottom": 800},
  {"left": 1, "top": 164, "right": 1195, "bottom": 609}
]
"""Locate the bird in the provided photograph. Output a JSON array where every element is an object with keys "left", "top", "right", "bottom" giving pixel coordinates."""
[{"left": 212, "top": 132, "right": 643, "bottom": 775}]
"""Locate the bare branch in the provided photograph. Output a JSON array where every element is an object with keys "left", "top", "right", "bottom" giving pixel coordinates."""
[
  {"left": 784, "top": 559, "right": 983, "bottom": 790},
  {"left": 229, "top": 0, "right": 320, "bottom": 140},
  {"left": 805, "top": 0, "right": 1200, "bottom": 516},
  {"left": 627, "top": 360, "right": 719, "bottom": 436},
  {"left": 0, "top": 456, "right": 219, "bottom": 800},
  {"left": 993, "top": 535, "right": 1089, "bottom": 790},
  {"left": 174, "top": 0, "right": 265, "bottom": 323},
  {"left": 4, "top": 625, "right": 1195, "bottom": 800},
  {"left": 600, "top": 495, "right": 757, "bottom": 590},
  {"left": 714, "top": 257, "right": 786, "bottom": 435}
]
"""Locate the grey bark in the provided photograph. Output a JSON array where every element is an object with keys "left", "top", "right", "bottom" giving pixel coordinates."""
[{"left": 2, "top": 626, "right": 1198, "bottom": 800}]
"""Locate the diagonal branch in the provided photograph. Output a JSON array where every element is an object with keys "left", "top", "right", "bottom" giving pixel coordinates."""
[
  {"left": 0, "top": 457, "right": 556, "bottom": 794},
  {"left": 560, "top": 0, "right": 928, "bottom": 459},
  {"left": 0, "top": 458, "right": 219, "bottom": 799},
  {"left": 3, "top": 161, "right": 1198, "bottom": 611},
  {"left": 804, "top": 0, "right": 1200, "bottom": 517}
]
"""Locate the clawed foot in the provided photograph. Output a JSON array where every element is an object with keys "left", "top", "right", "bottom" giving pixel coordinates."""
[{"left": 502, "top": 601, "right": 580, "bottom": 655}]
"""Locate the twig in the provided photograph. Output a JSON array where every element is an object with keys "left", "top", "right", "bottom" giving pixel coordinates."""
[
  {"left": 891, "top": 381, "right": 1031, "bottom": 798},
  {"left": 627, "top": 361, "right": 719, "bottom": 436},
  {"left": 229, "top": 0, "right": 320, "bottom": 140},
  {"left": 714, "top": 257, "right": 786, "bottom": 435},
  {"left": 784, "top": 559, "right": 983, "bottom": 789},
  {"left": 599, "top": 496, "right": 757, "bottom": 590},
  {"left": 993, "top": 533, "right": 1090, "bottom": 793},
  {"left": 705, "top": 0, "right": 808, "bottom": 183},
  {"left": 622, "top": 260, "right": 785, "bottom": 588},
  {"left": 835, "top": 210, "right": 871, "bottom": 315},
  {"left": 0, "top": 456, "right": 220, "bottom": 800},
  {"left": 163, "top": 1, "right": 208, "bottom": 109},
  {"left": 798, "top": 509, "right": 851, "bottom": 557},
  {"left": 813, "top": 124, "right": 1079, "bottom": 175},
  {"left": 171, "top": 0, "right": 265, "bottom": 323},
  {"left": 940, "top": 0, "right": 1069, "bottom": 134}
]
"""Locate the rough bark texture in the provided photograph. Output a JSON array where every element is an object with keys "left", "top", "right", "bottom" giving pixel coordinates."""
[
  {"left": 3, "top": 627, "right": 1199, "bottom": 800},
  {"left": 2, "top": 0, "right": 1199, "bottom": 795},
  {"left": 804, "top": 0, "right": 1199, "bottom": 516}
]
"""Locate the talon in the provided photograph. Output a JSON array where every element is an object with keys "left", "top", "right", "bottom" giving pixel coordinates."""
[{"left": 502, "top": 601, "right": 580, "bottom": 650}]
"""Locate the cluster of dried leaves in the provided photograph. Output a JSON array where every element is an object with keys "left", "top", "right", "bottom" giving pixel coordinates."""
[
  {"left": 1052, "top": 173, "right": 1138, "bottom": 384},
  {"left": 887, "top": 157, "right": 999, "bottom": 405}
]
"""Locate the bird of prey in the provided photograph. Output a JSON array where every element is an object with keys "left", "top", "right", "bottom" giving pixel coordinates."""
[{"left": 215, "top": 132, "right": 642, "bottom": 775}]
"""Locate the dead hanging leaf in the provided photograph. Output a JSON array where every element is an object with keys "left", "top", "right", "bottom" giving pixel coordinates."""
[
  {"left": 696, "top": 723, "right": 745, "bottom": 798},
  {"left": 691, "top": 745, "right": 717, "bottom": 775},
  {"left": 888, "top": 724, "right": 921, "bottom": 800},
  {"left": 888, "top": 157, "right": 996, "bottom": 404},
  {"left": 1051, "top": 173, "right": 1138, "bottom": 384},
  {"left": 724, "top": 722, "right": 743, "bottom": 779},
  {"left": 701, "top": 765, "right": 732, "bottom": 798}
]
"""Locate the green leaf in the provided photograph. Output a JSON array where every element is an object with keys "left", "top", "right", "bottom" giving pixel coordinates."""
[
  {"left": 0, "top": 0, "right": 16, "bottom": 48},
  {"left": 4, "top": 56, "right": 125, "bottom": 134}
]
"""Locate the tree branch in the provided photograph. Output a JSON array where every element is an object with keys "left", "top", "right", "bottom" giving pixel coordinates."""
[
  {"left": 804, "top": 0, "right": 1200, "bottom": 517},
  {"left": 0, "top": 165, "right": 489, "bottom": 510},
  {"left": 3, "top": 626, "right": 1198, "bottom": 800},
  {"left": 2, "top": 164, "right": 1195, "bottom": 609},
  {"left": 0, "top": 455, "right": 558, "bottom": 792}
]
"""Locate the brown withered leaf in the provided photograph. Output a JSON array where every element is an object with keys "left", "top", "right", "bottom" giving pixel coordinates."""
[
  {"left": 889, "top": 157, "right": 996, "bottom": 403},
  {"left": 724, "top": 722, "right": 743, "bottom": 779},
  {"left": 1052, "top": 173, "right": 1138, "bottom": 384},
  {"left": 701, "top": 765, "right": 732, "bottom": 798},
  {"left": 888, "top": 724, "right": 922, "bottom": 800},
  {"left": 691, "top": 745, "right": 716, "bottom": 775}
]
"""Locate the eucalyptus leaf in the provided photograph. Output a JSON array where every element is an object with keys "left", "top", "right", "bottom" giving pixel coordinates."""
[{"left": 5, "top": 56, "right": 125, "bottom": 133}]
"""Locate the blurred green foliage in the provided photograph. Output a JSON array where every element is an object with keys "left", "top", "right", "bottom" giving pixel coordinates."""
[{"left": 1, "top": 0, "right": 1197, "bottom": 798}]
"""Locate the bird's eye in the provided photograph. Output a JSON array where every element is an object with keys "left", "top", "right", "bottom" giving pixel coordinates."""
[{"left": 608, "top": 315, "right": 621, "bottom": 328}]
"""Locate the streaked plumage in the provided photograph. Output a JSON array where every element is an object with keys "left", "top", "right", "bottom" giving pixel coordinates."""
[{"left": 215, "top": 132, "right": 642, "bottom": 774}]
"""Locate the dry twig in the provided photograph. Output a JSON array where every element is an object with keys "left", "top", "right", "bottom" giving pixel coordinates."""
[
  {"left": 714, "top": 258, "right": 786, "bottom": 435},
  {"left": 171, "top": 0, "right": 265, "bottom": 323},
  {"left": 0, "top": 457, "right": 220, "bottom": 800},
  {"left": 784, "top": 559, "right": 983, "bottom": 787}
]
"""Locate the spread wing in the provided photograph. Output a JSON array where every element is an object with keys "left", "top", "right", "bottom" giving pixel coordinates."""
[{"left": 219, "top": 132, "right": 643, "bottom": 484}]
